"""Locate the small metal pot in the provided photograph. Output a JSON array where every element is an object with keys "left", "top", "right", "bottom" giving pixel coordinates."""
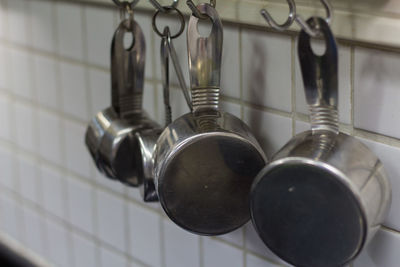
[
  {"left": 85, "top": 18, "right": 155, "bottom": 186},
  {"left": 135, "top": 24, "right": 192, "bottom": 202},
  {"left": 250, "top": 17, "right": 391, "bottom": 267},
  {"left": 154, "top": 4, "right": 267, "bottom": 236}
]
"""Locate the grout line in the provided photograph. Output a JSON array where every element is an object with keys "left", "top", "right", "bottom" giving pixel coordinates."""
[
  {"left": 291, "top": 35, "right": 296, "bottom": 137},
  {"left": 199, "top": 236, "right": 204, "bottom": 267},
  {"left": 350, "top": 45, "right": 355, "bottom": 132},
  {"left": 238, "top": 25, "right": 244, "bottom": 120},
  {"left": 159, "top": 214, "right": 166, "bottom": 267},
  {"left": 1, "top": 184, "right": 151, "bottom": 267}
]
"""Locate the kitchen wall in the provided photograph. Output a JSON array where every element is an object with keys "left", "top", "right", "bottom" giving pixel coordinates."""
[{"left": 0, "top": 0, "right": 400, "bottom": 266}]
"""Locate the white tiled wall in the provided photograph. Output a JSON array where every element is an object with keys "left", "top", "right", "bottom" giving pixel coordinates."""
[{"left": 0, "top": 0, "right": 400, "bottom": 267}]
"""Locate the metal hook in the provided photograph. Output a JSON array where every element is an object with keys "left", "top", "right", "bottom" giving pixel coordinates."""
[
  {"left": 295, "top": 0, "right": 332, "bottom": 37},
  {"left": 260, "top": 0, "right": 332, "bottom": 37},
  {"left": 186, "top": 0, "right": 216, "bottom": 20},
  {"left": 112, "top": 0, "right": 140, "bottom": 9},
  {"left": 260, "top": 0, "right": 296, "bottom": 32},
  {"left": 118, "top": 1, "right": 135, "bottom": 30},
  {"left": 149, "top": 0, "right": 179, "bottom": 12}
]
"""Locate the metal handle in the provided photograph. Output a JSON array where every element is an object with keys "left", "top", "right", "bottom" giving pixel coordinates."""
[
  {"left": 166, "top": 31, "right": 192, "bottom": 111},
  {"left": 298, "top": 17, "right": 338, "bottom": 134},
  {"left": 161, "top": 27, "right": 173, "bottom": 126},
  {"left": 111, "top": 18, "right": 146, "bottom": 119},
  {"left": 187, "top": 3, "right": 223, "bottom": 114}
]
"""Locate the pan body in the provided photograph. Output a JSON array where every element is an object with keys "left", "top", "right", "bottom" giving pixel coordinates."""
[
  {"left": 155, "top": 112, "right": 267, "bottom": 235},
  {"left": 250, "top": 131, "right": 391, "bottom": 267}
]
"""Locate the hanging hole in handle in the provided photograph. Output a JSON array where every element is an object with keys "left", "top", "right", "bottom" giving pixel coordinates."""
[
  {"left": 310, "top": 35, "right": 326, "bottom": 56},
  {"left": 197, "top": 15, "right": 213, "bottom": 37},
  {"left": 123, "top": 31, "right": 135, "bottom": 51}
]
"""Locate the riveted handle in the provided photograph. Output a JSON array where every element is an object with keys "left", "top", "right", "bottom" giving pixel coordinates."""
[
  {"left": 187, "top": 3, "right": 223, "bottom": 114},
  {"left": 111, "top": 18, "right": 146, "bottom": 120},
  {"left": 298, "top": 17, "right": 339, "bottom": 134}
]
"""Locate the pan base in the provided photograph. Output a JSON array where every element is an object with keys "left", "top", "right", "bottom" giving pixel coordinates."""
[{"left": 251, "top": 162, "right": 366, "bottom": 267}]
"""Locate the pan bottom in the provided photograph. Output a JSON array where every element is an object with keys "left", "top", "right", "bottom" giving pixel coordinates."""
[{"left": 251, "top": 162, "right": 366, "bottom": 267}]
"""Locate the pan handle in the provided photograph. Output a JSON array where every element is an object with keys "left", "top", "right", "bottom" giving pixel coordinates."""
[
  {"left": 187, "top": 3, "right": 223, "bottom": 114},
  {"left": 298, "top": 17, "right": 339, "bottom": 134},
  {"left": 111, "top": 17, "right": 146, "bottom": 120}
]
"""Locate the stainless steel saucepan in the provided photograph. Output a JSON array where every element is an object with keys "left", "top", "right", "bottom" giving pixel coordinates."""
[
  {"left": 250, "top": 17, "right": 391, "bottom": 267},
  {"left": 85, "top": 17, "right": 156, "bottom": 186},
  {"left": 154, "top": 3, "right": 267, "bottom": 236}
]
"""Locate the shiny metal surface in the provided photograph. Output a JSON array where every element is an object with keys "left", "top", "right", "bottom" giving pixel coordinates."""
[
  {"left": 135, "top": 128, "right": 162, "bottom": 202},
  {"left": 250, "top": 17, "right": 391, "bottom": 267},
  {"left": 155, "top": 4, "right": 267, "bottom": 236},
  {"left": 134, "top": 26, "right": 183, "bottom": 202},
  {"left": 85, "top": 18, "right": 155, "bottom": 186}
]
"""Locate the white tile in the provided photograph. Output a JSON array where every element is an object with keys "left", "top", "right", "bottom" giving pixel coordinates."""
[
  {"left": 67, "top": 177, "right": 94, "bottom": 235},
  {"left": 154, "top": 15, "right": 189, "bottom": 84},
  {"left": 125, "top": 187, "right": 160, "bottom": 210},
  {"left": 11, "top": 48, "right": 33, "bottom": 99},
  {"left": 0, "top": 1, "right": 6, "bottom": 39},
  {"left": 221, "top": 25, "right": 241, "bottom": 99},
  {"left": 243, "top": 107, "right": 292, "bottom": 158},
  {"left": 88, "top": 69, "right": 110, "bottom": 117},
  {"left": 45, "top": 218, "right": 72, "bottom": 267},
  {"left": 14, "top": 102, "right": 36, "bottom": 152},
  {"left": 245, "top": 223, "right": 284, "bottom": 264},
  {"left": 100, "top": 247, "right": 127, "bottom": 267},
  {"left": 7, "top": 0, "right": 29, "bottom": 45},
  {"left": 203, "top": 237, "right": 243, "bottom": 267},
  {"left": 135, "top": 12, "right": 153, "bottom": 80},
  {"left": 96, "top": 189, "right": 126, "bottom": 252},
  {"left": 295, "top": 120, "right": 310, "bottom": 134},
  {"left": 60, "top": 62, "right": 89, "bottom": 120},
  {"left": 143, "top": 83, "right": 157, "bottom": 122},
  {"left": 72, "top": 232, "right": 97, "bottom": 267},
  {"left": 164, "top": 219, "right": 200, "bottom": 267},
  {"left": 157, "top": 85, "right": 190, "bottom": 126},
  {"left": 17, "top": 155, "right": 39, "bottom": 204},
  {"left": 64, "top": 119, "right": 91, "bottom": 179},
  {"left": 246, "top": 253, "right": 279, "bottom": 267},
  {"left": 40, "top": 164, "right": 66, "bottom": 220},
  {"left": 94, "top": 166, "right": 125, "bottom": 194},
  {"left": 219, "top": 227, "right": 244, "bottom": 247},
  {"left": 38, "top": 109, "right": 62, "bottom": 165},
  {"left": 295, "top": 44, "right": 351, "bottom": 124},
  {"left": 241, "top": 30, "right": 292, "bottom": 112},
  {"left": 357, "top": 138, "right": 400, "bottom": 231},
  {"left": 85, "top": 6, "right": 114, "bottom": 68},
  {"left": 221, "top": 100, "right": 241, "bottom": 119},
  {"left": 0, "top": 95, "right": 11, "bottom": 140},
  {"left": 30, "top": 0, "right": 56, "bottom": 52},
  {"left": 128, "top": 202, "right": 161, "bottom": 267},
  {"left": 354, "top": 47, "right": 400, "bottom": 139},
  {"left": 0, "top": 45, "right": 11, "bottom": 90},
  {"left": 56, "top": 2, "right": 84, "bottom": 60},
  {"left": 0, "top": 194, "right": 21, "bottom": 241},
  {"left": 23, "top": 207, "right": 46, "bottom": 257},
  {"left": 34, "top": 55, "right": 59, "bottom": 110},
  {"left": 0, "top": 146, "right": 15, "bottom": 190},
  {"left": 354, "top": 229, "right": 400, "bottom": 267},
  {"left": 130, "top": 262, "right": 144, "bottom": 267}
]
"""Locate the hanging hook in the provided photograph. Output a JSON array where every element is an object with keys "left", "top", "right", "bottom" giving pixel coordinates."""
[
  {"left": 187, "top": 0, "right": 216, "bottom": 20},
  {"left": 260, "top": 0, "right": 296, "bottom": 32},
  {"left": 295, "top": 0, "right": 332, "bottom": 37},
  {"left": 149, "top": 0, "right": 179, "bottom": 12},
  {"left": 118, "top": 1, "right": 136, "bottom": 30},
  {"left": 260, "top": 0, "right": 332, "bottom": 37},
  {"left": 112, "top": 0, "right": 140, "bottom": 9}
]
